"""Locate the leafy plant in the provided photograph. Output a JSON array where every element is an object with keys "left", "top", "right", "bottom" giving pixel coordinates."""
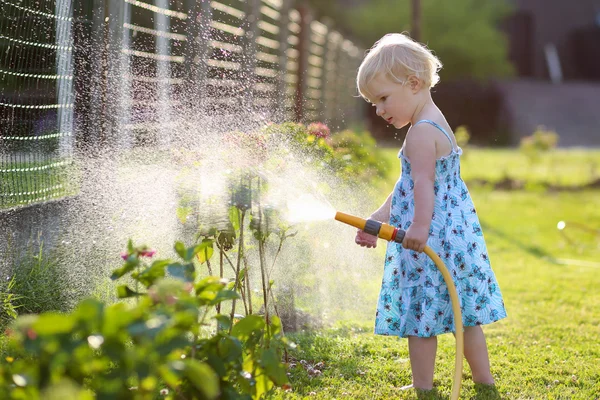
[
  {"left": 345, "top": 0, "right": 514, "bottom": 82},
  {"left": 1, "top": 239, "right": 70, "bottom": 330},
  {"left": 0, "top": 277, "right": 22, "bottom": 329},
  {"left": 0, "top": 241, "right": 294, "bottom": 399},
  {"left": 520, "top": 126, "right": 559, "bottom": 163}
]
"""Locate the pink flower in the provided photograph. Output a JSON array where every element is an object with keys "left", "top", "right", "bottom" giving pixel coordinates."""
[
  {"left": 139, "top": 249, "right": 156, "bottom": 258},
  {"left": 120, "top": 252, "right": 129, "bottom": 261},
  {"left": 307, "top": 122, "right": 330, "bottom": 139}
]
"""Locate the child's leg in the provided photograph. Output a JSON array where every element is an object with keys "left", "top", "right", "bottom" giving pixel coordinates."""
[
  {"left": 463, "top": 325, "right": 495, "bottom": 384},
  {"left": 408, "top": 336, "right": 437, "bottom": 389}
]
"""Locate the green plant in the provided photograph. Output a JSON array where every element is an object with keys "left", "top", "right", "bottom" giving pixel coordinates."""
[
  {"left": 346, "top": 0, "right": 514, "bottom": 82},
  {"left": 4, "top": 240, "right": 70, "bottom": 326},
  {"left": 0, "top": 277, "right": 22, "bottom": 329},
  {"left": 328, "top": 128, "right": 390, "bottom": 181},
  {"left": 520, "top": 127, "right": 559, "bottom": 163},
  {"left": 261, "top": 122, "right": 390, "bottom": 183},
  {"left": 454, "top": 125, "right": 471, "bottom": 148},
  {"left": 0, "top": 240, "right": 294, "bottom": 399}
]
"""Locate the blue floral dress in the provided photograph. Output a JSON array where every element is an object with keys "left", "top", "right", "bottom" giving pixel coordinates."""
[{"left": 374, "top": 120, "right": 507, "bottom": 338}]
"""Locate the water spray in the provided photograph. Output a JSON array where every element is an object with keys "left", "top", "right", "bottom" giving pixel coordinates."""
[{"left": 334, "top": 211, "right": 464, "bottom": 400}]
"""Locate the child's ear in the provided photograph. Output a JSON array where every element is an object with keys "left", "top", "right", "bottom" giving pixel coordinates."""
[{"left": 407, "top": 75, "right": 422, "bottom": 93}]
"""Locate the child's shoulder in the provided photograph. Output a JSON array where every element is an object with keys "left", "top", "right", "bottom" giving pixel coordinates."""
[{"left": 404, "top": 119, "right": 456, "bottom": 160}]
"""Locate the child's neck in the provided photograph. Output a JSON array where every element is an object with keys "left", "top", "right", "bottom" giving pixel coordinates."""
[{"left": 410, "top": 91, "right": 435, "bottom": 125}]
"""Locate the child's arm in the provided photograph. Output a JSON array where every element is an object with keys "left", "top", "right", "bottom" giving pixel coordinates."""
[
  {"left": 370, "top": 192, "right": 393, "bottom": 222},
  {"left": 355, "top": 191, "right": 392, "bottom": 248},
  {"left": 403, "top": 126, "right": 436, "bottom": 252}
]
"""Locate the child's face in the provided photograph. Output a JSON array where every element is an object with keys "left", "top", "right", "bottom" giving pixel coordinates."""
[{"left": 367, "top": 74, "right": 417, "bottom": 129}]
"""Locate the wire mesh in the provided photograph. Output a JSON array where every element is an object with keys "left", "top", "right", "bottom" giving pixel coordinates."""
[
  {"left": 0, "top": 0, "right": 75, "bottom": 208},
  {"left": 0, "top": 0, "right": 363, "bottom": 210}
]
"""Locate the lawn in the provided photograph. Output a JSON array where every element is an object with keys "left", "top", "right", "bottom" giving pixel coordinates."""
[
  {"left": 0, "top": 158, "right": 77, "bottom": 209},
  {"left": 268, "top": 148, "right": 600, "bottom": 400}
]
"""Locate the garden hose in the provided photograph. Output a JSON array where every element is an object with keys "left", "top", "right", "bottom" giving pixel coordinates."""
[{"left": 335, "top": 211, "right": 463, "bottom": 400}]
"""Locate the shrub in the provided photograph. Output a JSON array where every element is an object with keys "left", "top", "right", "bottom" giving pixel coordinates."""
[
  {"left": 0, "top": 240, "right": 70, "bottom": 330},
  {"left": 520, "top": 127, "right": 559, "bottom": 162},
  {"left": 260, "top": 122, "right": 389, "bottom": 182},
  {"left": 0, "top": 241, "right": 294, "bottom": 399}
]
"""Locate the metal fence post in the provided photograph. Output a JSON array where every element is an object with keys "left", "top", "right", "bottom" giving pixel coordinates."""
[{"left": 55, "top": 0, "right": 75, "bottom": 160}]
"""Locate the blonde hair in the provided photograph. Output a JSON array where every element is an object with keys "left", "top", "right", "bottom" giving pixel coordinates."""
[{"left": 357, "top": 33, "right": 442, "bottom": 102}]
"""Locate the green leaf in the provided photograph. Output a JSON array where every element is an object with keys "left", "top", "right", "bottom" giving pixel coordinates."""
[
  {"left": 261, "top": 348, "right": 289, "bottom": 386},
  {"left": 128, "top": 316, "right": 168, "bottom": 339},
  {"left": 217, "top": 336, "right": 243, "bottom": 363},
  {"left": 195, "top": 276, "right": 227, "bottom": 294},
  {"left": 214, "top": 314, "right": 232, "bottom": 330},
  {"left": 116, "top": 285, "right": 142, "bottom": 299},
  {"left": 176, "top": 206, "right": 193, "bottom": 224},
  {"left": 230, "top": 315, "right": 265, "bottom": 341},
  {"left": 102, "top": 303, "right": 134, "bottom": 337},
  {"left": 75, "top": 299, "right": 104, "bottom": 327},
  {"left": 234, "top": 268, "right": 247, "bottom": 291},
  {"left": 184, "top": 360, "right": 220, "bottom": 400},
  {"left": 198, "top": 289, "right": 239, "bottom": 306},
  {"left": 236, "top": 369, "right": 255, "bottom": 395},
  {"left": 136, "top": 259, "right": 170, "bottom": 287},
  {"left": 110, "top": 258, "right": 140, "bottom": 281},
  {"left": 270, "top": 315, "right": 282, "bottom": 336},
  {"left": 193, "top": 239, "right": 214, "bottom": 263},
  {"left": 174, "top": 241, "right": 186, "bottom": 259},
  {"left": 229, "top": 206, "right": 240, "bottom": 232},
  {"left": 197, "top": 245, "right": 214, "bottom": 265},
  {"left": 167, "top": 262, "right": 195, "bottom": 283},
  {"left": 32, "top": 313, "right": 75, "bottom": 335},
  {"left": 254, "top": 366, "right": 274, "bottom": 400},
  {"left": 158, "top": 363, "right": 183, "bottom": 389},
  {"left": 155, "top": 336, "right": 193, "bottom": 357}
]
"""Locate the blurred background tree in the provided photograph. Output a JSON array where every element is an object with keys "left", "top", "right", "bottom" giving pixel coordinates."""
[{"left": 305, "top": 0, "right": 514, "bottom": 82}]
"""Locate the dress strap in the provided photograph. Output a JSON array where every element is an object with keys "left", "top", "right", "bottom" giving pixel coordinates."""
[{"left": 413, "top": 119, "right": 455, "bottom": 150}]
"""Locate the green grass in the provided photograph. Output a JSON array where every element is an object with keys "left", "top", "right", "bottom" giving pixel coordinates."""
[
  {"left": 0, "top": 158, "right": 78, "bottom": 209},
  {"left": 459, "top": 148, "right": 600, "bottom": 187},
  {"left": 268, "top": 148, "right": 600, "bottom": 399}
]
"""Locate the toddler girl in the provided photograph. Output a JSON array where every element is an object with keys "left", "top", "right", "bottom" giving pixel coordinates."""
[{"left": 354, "top": 33, "right": 507, "bottom": 391}]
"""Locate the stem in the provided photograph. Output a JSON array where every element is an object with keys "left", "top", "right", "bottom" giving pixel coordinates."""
[
  {"left": 217, "top": 247, "right": 223, "bottom": 314},
  {"left": 266, "top": 233, "right": 285, "bottom": 301},
  {"left": 216, "top": 241, "right": 237, "bottom": 274},
  {"left": 205, "top": 251, "right": 213, "bottom": 276},
  {"left": 135, "top": 263, "right": 140, "bottom": 305},
  {"left": 258, "top": 238, "right": 270, "bottom": 343},
  {"left": 268, "top": 286, "right": 290, "bottom": 363},
  {"left": 239, "top": 270, "right": 249, "bottom": 316},
  {"left": 244, "top": 255, "right": 253, "bottom": 315},
  {"left": 194, "top": 307, "right": 210, "bottom": 359},
  {"left": 229, "top": 210, "right": 246, "bottom": 334}
]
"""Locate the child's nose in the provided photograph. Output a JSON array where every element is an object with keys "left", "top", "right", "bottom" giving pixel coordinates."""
[{"left": 376, "top": 106, "right": 384, "bottom": 116}]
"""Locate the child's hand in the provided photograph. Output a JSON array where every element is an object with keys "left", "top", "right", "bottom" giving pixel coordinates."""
[
  {"left": 355, "top": 229, "right": 378, "bottom": 248},
  {"left": 402, "top": 224, "right": 429, "bottom": 253}
]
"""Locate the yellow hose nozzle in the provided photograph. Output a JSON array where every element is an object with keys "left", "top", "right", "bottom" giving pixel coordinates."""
[{"left": 334, "top": 211, "right": 463, "bottom": 400}]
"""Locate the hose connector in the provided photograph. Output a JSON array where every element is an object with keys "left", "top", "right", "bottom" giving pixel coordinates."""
[{"left": 335, "top": 212, "right": 405, "bottom": 244}]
